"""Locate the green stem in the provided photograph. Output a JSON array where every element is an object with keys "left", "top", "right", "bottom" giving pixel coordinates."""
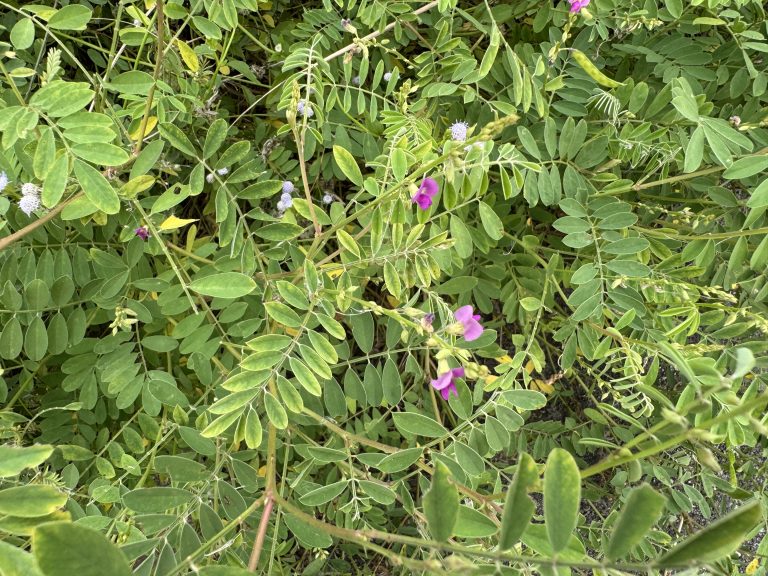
[
  {"left": 134, "top": 0, "right": 165, "bottom": 154},
  {"left": 165, "top": 495, "right": 267, "bottom": 576},
  {"left": 581, "top": 393, "right": 768, "bottom": 479},
  {"left": 0, "top": 59, "right": 27, "bottom": 105},
  {"left": 273, "top": 492, "right": 705, "bottom": 571}
]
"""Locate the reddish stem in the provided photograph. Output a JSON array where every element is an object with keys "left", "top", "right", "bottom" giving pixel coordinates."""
[{"left": 247, "top": 495, "right": 274, "bottom": 572}]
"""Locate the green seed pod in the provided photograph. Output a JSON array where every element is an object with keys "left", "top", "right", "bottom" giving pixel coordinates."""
[{"left": 571, "top": 49, "right": 624, "bottom": 88}]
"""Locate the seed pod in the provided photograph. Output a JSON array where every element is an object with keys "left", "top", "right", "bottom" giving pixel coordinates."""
[{"left": 571, "top": 49, "right": 624, "bottom": 88}]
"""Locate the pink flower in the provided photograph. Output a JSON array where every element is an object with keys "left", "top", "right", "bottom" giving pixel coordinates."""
[
  {"left": 135, "top": 226, "right": 150, "bottom": 241},
  {"left": 454, "top": 305, "right": 483, "bottom": 341},
  {"left": 411, "top": 177, "right": 439, "bottom": 210},
  {"left": 431, "top": 367, "right": 465, "bottom": 400},
  {"left": 568, "top": 0, "right": 590, "bottom": 12}
]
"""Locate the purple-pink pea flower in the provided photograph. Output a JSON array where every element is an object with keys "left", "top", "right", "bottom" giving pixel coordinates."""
[
  {"left": 454, "top": 305, "right": 483, "bottom": 341},
  {"left": 431, "top": 367, "right": 465, "bottom": 400},
  {"left": 411, "top": 177, "right": 439, "bottom": 211},
  {"left": 135, "top": 226, "right": 150, "bottom": 241},
  {"left": 568, "top": 0, "right": 590, "bottom": 12}
]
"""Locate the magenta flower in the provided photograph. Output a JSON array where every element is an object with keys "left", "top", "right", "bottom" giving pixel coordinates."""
[
  {"left": 568, "top": 0, "right": 590, "bottom": 12},
  {"left": 411, "top": 177, "right": 439, "bottom": 210},
  {"left": 454, "top": 305, "right": 483, "bottom": 341},
  {"left": 431, "top": 367, "right": 465, "bottom": 400},
  {"left": 135, "top": 226, "right": 150, "bottom": 241}
]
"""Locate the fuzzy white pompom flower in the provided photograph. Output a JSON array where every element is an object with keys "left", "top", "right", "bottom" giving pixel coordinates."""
[
  {"left": 19, "top": 194, "right": 40, "bottom": 216},
  {"left": 217, "top": 167, "right": 229, "bottom": 176},
  {"left": 21, "top": 182, "right": 40, "bottom": 197},
  {"left": 282, "top": 181, "right": 294, "bottom": 194},
  {"left": 322, "top": 193, "right": 334, "bottom": 205},
  {"left": 383, "top": 72, "right": 392, "bottom": 82},
  {"left": 0, "top": 171, "right": 9, "bottom": 193},
  {"left": 450, "top": 121, "right": 469, "bottom": 142}
]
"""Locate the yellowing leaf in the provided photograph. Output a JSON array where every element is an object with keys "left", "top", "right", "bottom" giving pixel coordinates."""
[
  {"left": 283, "top": 327, "right": 300, "bottom": 337},
  {"left": 323, "top": 267, "right": 344, "bottom": 279},
  {"left": 129, "top": 116, "right": 157, "bottom": 140},
  {"left": 386, "top": 295, "right": 400, "bottom": 308},
  {"left": 177, "top": 39, "right": 200, "bottom": 72},
  {"left": 524, "top": 359, "right": 536, "bottom": 375},
  {"left": 159, "top": 216, "right": 197, "bottom": 231},
  {"left": 496, "top": 355, "right": 514, "bottom": 365},
  {"left": 746, "top": 559, "right": 760, "bottom": 575},
  {"left": 531, "top": 379, "right": 555, "bottom": 395}
]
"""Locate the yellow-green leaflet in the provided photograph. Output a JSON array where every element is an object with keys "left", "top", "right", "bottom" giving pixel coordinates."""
[{"left": 571, "top": 49, "right": 624, "bottom": 88}]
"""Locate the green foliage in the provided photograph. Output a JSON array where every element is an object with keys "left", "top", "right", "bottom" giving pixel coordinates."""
[{"left": 1, "top": 0, "right": 767, "bottom": 574}]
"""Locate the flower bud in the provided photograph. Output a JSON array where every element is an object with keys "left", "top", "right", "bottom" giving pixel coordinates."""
[{"left": 696, "top": 446, "right": 721, "bottom": 473}]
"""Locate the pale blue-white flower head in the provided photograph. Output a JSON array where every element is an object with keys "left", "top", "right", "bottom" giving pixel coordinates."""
[
  {"left": 322, "top": 193, "right": 333, "bottom": 205},
  {"left": 18, "top": 194, "right": 40, "bottom": 216},
  {"left": 297, "top": 99, "right": 314, "bottom": 118},
  {"left": 450, "top": 121, "right": 469, "bottom": 142},
  {"left": 0, "top": 171, "right": 9, "bottom": 193},
  {"left": 352, "top": 76, "right": 360, "bottom": 86},
  {"left": 282, "top": 181, "right": 294, "bottom": 194},
  {"left": 206, "top": 173, "right": 215, "bottom": 183},
  {"left": 277, "top": 195, "right": 293, "bottom": 212},
  {"left": 21, "top": 182, "right": 39, "bottom": 197},
  {"left": 383, "top": 72, "right": 392, "bottom": 82},
  {"left": 217, "top": 167, "right": 229, "bottom": 176}
]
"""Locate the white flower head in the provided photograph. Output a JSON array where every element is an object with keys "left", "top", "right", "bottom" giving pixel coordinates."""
[
  {"left": 450, "top": 121, "right": 470, "bottom": 142},
  {"left": 276, "top": 199, "right": 287, "bottom": 212},
  {"left": 0, "top": 171, "right": 9, "bottom": 193},
  {"left": 217, "top": 167, "right": 229, "bottom": 176},
  {"left": 19, "top": 194, "right": 40, "bottom": 216},
  {"left": 280, "top": 192, "right": 293, "bottom": 204},
  {"left": 206, "top": 173, "right": 215, "bottom": 183},
  {"left": 21, "top": 182, "right": 40, "bottom": 197},
  {"left": 282, "top": 181, "right": 294, "bottom": 194},
  {"left": 352, "top": 76, "right": 360, "bottom": 86},
  {"left": 383, "top": 72, "right": 392, "bottom": 82},
  {"left": 322, "top": 193, "right": 333, "bottom": 205}
]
